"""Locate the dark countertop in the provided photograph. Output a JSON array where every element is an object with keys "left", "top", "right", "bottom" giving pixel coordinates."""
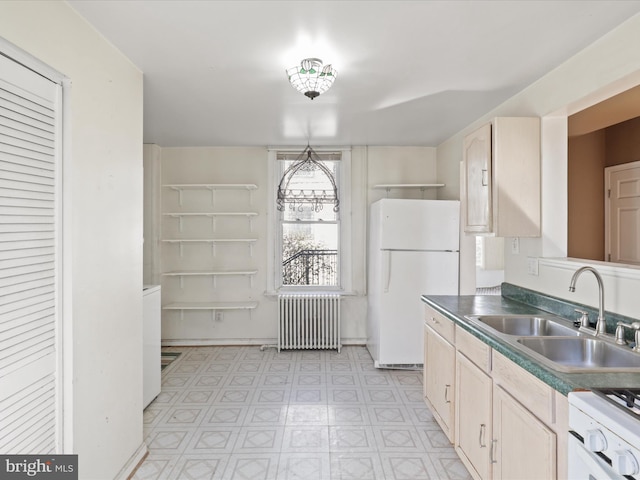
[{"left": 421, "top": 294, "right": 640, "bottom": 396}]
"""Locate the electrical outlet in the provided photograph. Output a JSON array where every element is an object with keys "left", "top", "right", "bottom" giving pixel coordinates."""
[
  {"left": 215, "top": 311, "right": 223, "bottom": 322},
  {"left": 527, "top": 256, "right": 539, "bottom": 276},
  {"left": 511, "top": 237, "right": 520, "bottom": 255}
]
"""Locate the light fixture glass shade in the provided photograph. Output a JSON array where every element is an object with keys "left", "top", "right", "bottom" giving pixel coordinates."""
[{"left": 286, "top": 58, "right": 337, "bottom": 100}]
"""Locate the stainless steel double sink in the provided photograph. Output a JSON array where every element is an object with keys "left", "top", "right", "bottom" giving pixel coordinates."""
[{"left": 465, "top": 314, "right": 640, "bottom": 372}]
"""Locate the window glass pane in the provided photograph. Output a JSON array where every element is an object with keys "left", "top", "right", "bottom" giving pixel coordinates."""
[
  {"left": 282, "top": 204, "right": 338, "bottom": 222},
  {"left": 282, "top": 223, "right": 338, "bottom": 286}
]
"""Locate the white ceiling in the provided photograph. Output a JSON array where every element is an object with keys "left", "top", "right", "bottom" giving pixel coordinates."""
[{"left": 68, "top": 0, "right": 640, "bottom": 148}]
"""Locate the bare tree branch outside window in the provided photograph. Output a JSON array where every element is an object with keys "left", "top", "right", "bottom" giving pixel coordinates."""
[{"left": 282, "top": 231, "right": 337, "bottom": 286}]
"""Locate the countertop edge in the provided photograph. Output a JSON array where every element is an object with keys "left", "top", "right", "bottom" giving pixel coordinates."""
[{"left": 421, "top": 294, "right": 640, "bottom": 396}]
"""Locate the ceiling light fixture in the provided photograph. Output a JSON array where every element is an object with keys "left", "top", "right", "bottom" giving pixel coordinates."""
[{"left": 286, "top": 58, "right": 337, "bottom": 100}]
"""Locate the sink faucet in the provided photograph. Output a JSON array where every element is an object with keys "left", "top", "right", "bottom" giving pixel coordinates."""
[{"left": 568, "top": 266, "right": 607, "bottom": 335}]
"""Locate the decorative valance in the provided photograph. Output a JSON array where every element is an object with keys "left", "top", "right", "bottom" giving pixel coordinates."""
[{"left": 277, "top": 146, "right": 340, "bottom": 213}]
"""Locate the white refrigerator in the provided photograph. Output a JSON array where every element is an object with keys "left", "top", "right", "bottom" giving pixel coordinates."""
[{"left": 367, "top": 199, "right": 460, "bottom": 368}]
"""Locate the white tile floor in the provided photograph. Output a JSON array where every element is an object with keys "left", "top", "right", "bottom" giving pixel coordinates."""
[{"left": 135, "top": 346, "right": 472, "bottom": 480}]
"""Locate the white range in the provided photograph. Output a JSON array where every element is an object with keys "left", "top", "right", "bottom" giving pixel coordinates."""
[{"left": 569, "top": 389, "right": 640, "bottom": 479}]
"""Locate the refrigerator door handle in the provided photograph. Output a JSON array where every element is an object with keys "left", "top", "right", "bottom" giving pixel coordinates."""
[{"left": 384, "top": 251, "right": 392, "bottom": 293}]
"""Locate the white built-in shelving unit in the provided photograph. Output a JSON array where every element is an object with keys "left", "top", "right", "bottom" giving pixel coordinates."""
[
  {"left": 164, "top": 183, "right": 258, "bottom": 205},
  {"left": 373, "top": 183, "right": 445, "bottom": 197},
  {"left": 163, "top": 301, "right": 259, "bottom": 322},
  {"left": 162, "top": 269, "right": 258, "bottom": 289},
  {"left": 163, "top": 212, "right": 258, "bottom": 232},
  {"left": 162, "top": 237, "right": 258, "bottom": 256},
  {"left": 161, "top": 183, "right": 260, "bottom": 315},
  {"left": 163, "top": 302, "right": 259, "bottom": 310}
]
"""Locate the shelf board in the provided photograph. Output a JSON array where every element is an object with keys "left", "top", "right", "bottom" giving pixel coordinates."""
[
  {"left": 163, "top": 212, "right": 258, "bottom": 217},
  {"left": 163, "top": 184, "right": 258, "bottom": 190},
  {"left": 163, "top": 301, "right": 258, "bottom": 310},
  {"left": 372, "top": 183, "right": 445, "bottom": 189},
  {"left": 162, "top": 270, "right": 258, "bottom": 276},
  {"left": 162, "top": 238, "right": 257, "bottom": 243}
]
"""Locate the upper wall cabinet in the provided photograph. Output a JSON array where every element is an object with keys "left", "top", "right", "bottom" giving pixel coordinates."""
[{"left": 463, "top": 117, "right": 541, "bottom": 237}]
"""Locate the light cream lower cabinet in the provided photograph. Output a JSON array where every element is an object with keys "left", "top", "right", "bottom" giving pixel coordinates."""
[
  {"left": 492, "top": 385, "right": 556, "bottom": 479},
  {"left": 455, "top": 351, "right": 492, "bottom": 480},
  {"left": 423, "top": 308, "right": 456, "bottom": 442},
  {"left": 423, "top": 305, "right": 568, "bottom": 480}
]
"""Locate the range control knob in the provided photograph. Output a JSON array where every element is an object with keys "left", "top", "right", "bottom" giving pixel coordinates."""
[
  {"left": 613, "top": 450, "right": 639, "bottom": 476},
  {"left": 585, "top": 429, "right": 607, "bottom": 452}
]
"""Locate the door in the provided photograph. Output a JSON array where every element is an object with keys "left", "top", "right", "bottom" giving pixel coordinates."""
[
  {"left": 376, "top": 199, "right": 460, "bottom": 251},
  {"left": 605, "top": 161, "right": 640, "bottom": 264},
  {"left": 464, "top": 123, "right": 492, "bottom": 233},
  {"left": 493, "top": 385, "right": 556, "bottom": 480},
  {"left": 378, "top": 251, "right": 458, "bottom": 365},
  {"left": 456, "top": 352, "right": 492, "bottom": 480},
  {"left": 0, "top": 54, "right": 62, "bottom": 453},
  {"left": 424, "top": 325, "right": 455, "bottom": 442}
]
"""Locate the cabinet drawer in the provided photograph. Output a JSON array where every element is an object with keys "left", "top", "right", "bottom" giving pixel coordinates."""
[
  {"left": 424, "top": 306, "right": 455, "bottom": 344},
  {"left": 456, "top": 326, "right": 491, "bottom": 372},
  {"left": 492, "top": 350, "right": 554, "bottom": 425}
]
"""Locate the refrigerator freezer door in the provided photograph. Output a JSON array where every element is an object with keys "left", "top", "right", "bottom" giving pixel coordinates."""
[
  {"left": 374, "top": 199, "right": 460, "bottom": 251},
  {"left": 376, "top": 251, "right": 458, "bottom": 366}
]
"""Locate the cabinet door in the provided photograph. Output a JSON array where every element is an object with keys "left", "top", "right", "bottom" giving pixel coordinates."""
[
  {"left": 424, "top": 325, "right": 455, "bottom": 442},
  {"left": 463, "top": 123, "right": 492, "bottom": 233},
  {"left": 492, "top": 385, "right": 556, "bottom": 480},
  {"left": 492, "top": 117, "right": 541, "bottom": 237},
  {"left": 455, "top": 352, "right": 492, "bottom": 480}
]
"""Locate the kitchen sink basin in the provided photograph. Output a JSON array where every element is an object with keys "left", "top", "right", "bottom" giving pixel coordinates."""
[
  {"left": 467, "top": 315, "right": 580, "bottom": 337},
  {"left": 464, "top": 314, "right": 640, "bottom": 372},
  {"left": 517, "top": 337, "right": 640, "bottom": 372}
]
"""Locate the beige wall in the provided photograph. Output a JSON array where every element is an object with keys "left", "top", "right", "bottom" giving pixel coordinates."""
[
  {"left": 606, "top": 115, "right": 640, "bottom": 166},
  {"left": 148, "top": 145, "right": 437, "bottom": 345},
  {"left": 437, "top": 12, "right": 640, "bottom": 319},
  {"left": 144, "top": 144, "right": 162, "bottom": 286},
  {"left": 366, "top": 146, "right": 439, "bottom": 202},
  {"left": 566, "top": 115, "right": 640, "bottom": 262},
  {"left": 0, "top": 2, "right": 144, "bottom": 478},
  {"left": 568, "top": 130, "right": 606, "bottom": 261}
]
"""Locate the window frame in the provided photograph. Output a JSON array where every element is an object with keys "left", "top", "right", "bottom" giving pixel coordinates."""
[{"left": 267, "top": 147, "right": 352, "bottom": 293}]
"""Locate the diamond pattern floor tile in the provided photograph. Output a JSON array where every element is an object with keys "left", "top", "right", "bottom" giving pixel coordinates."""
[
  {"left": 186, "top": 428, "right": 239, "bottom": 454},
  {"left": 131, "top": 455, "right": 179, "bottom": 480},
  {"left": 328, "top": 406, "right": 370, "bottom": 426},
  {"left": 278, "top": 453, "right": 331, "bottom": 480},
  {"left": 136, "top": 346, "right": 469, "bottom": 479},
  {"left": 169, "top": 454, "right": 228, "bottom": 480}
]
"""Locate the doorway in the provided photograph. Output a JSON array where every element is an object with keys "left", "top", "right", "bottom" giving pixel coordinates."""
[{"left": 605, "top": 161, "right": 640, "bottom": 265}]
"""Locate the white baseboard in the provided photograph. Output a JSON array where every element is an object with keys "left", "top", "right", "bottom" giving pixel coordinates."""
[
  {"left": 161, "top": 338, "right": 368, "bottom": 347},
  {"left": 115, "top": 441, "right": 148, "bottom": 480},
  {"left": 161, "top": 338, "right": 275, "bottom": 347}
]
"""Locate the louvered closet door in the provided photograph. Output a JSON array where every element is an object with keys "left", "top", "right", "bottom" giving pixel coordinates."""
[{"left": 0, "top": 54, "right": 62, "bottom": 454}]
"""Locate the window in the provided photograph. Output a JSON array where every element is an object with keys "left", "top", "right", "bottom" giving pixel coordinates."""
[{"left": 268, "top": 148, "right": 351, "bottom": 292}]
